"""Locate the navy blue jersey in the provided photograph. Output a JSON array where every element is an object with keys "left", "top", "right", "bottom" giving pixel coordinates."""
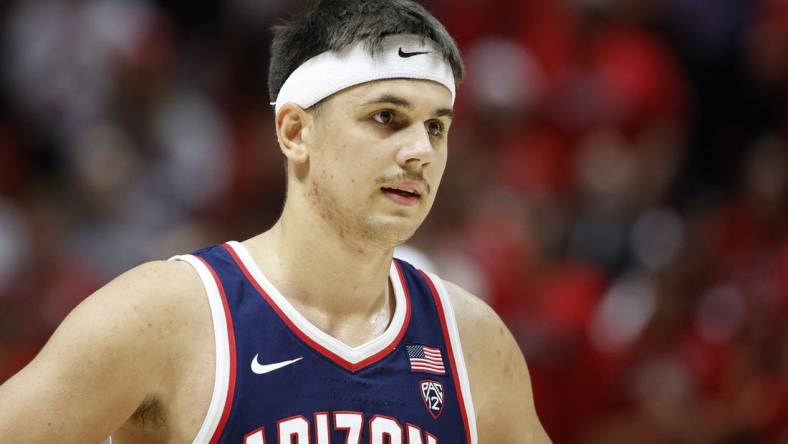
[{"left": 172, "top": 241, "right": 477, "bottom": 444}]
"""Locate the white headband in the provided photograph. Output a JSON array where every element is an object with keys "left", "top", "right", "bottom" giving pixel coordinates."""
[{"left": 272, "top": 34, "right": 456, "bottom": 114}]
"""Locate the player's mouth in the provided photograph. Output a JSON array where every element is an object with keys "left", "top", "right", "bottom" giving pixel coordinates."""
[{"left": 381, "top": 186, "right": 422, "bottom": 206}]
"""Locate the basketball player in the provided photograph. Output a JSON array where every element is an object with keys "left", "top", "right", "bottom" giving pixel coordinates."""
[{"left": 0, "top": 1, "right": 550, "bottom": 442}]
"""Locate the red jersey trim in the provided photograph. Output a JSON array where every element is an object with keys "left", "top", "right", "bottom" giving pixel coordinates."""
[
  {"left": 222, "top": 243, "right": 412, "bottom": 373},
  {"left": 197, "top": 256, "right": 238, "bottom": 444},
  {"left": 419, "top": 271, "right": 473, "bottom": 444}
]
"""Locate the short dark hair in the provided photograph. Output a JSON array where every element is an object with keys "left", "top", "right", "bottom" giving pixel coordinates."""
[{"left": 268, "top": 0, "right": 464, "bottom": 104}]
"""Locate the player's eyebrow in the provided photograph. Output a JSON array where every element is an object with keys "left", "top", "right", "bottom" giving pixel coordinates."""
[
  {"left": 434, "top": 107, "right": 454, "bottom": 120},
  {"left": 364, "top": 94, "right": 454, "bottom": 120}
]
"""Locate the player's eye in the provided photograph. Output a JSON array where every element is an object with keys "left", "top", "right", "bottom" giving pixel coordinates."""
[
  {"left": 372, "top": 110, "right": 395, "bottom": 125},
  {"left": 426, "top": 120, "right": 446, "bottom": 137}
]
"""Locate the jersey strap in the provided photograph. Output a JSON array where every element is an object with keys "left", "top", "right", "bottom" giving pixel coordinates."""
[
  {"left": 168, "top": 253, "right": 237, "bottom": 444},
  {"left": 419, "top": 271, "right": 478, "bottom": 444}
]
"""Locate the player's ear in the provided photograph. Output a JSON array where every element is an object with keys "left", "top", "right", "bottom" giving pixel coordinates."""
[{"left": 275, "top": 103, "right": 312, "bottom": 165}]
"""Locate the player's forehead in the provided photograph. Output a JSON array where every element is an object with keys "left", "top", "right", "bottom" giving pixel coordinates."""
[{"left": 332, "top": 78, "right": 453, "bottom": 113}]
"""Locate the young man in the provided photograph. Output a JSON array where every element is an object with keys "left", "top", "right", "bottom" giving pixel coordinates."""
[{"left": 0, "top": 1, "right": 550, "bottom": 443}]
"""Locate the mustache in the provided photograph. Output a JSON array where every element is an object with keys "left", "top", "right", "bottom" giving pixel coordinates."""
[{"left": 375, "top": 173, "right": 432, "bottom": 196}]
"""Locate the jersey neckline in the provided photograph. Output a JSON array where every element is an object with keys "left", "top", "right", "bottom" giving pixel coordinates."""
[{"left": 223, "top": 241, "right": 412, "bottom": 372}]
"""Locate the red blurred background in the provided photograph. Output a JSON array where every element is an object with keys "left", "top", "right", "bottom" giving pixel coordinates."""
[{"left": 0, "top": 0, "right": 787, "bottom": 442}]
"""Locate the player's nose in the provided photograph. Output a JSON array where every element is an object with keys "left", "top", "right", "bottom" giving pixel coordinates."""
[{"left": 396, "top": 123, "right": 435, "bottom": 169}]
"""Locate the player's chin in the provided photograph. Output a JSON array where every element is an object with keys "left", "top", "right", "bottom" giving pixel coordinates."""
[{"left": 366, "top": 215, "right": 423, "bottom": 244}]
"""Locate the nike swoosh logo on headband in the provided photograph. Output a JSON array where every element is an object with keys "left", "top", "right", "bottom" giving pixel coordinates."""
[{"left": 399, "top": 48, "right": 430, "bottom": 58}]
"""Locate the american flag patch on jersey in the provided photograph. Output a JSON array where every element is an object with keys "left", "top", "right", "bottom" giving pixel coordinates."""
[{"left": 406, "top": 344, "right": 446, "bottom": 375}]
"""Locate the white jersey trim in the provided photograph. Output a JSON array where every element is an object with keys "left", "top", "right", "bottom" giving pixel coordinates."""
[
  {"left": 170, "top": 254, "right": 231, "bottom": 444},
  {"left": 226, "top": 241, "right": 408, "bottom": 365},
  {"left": 427, "top": 272, "right": 479, "bottom": 444}
]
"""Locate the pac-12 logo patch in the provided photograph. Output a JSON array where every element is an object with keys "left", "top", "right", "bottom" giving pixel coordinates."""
[{"left": 420, "top": 380, "right": 444, "bottom": 419}]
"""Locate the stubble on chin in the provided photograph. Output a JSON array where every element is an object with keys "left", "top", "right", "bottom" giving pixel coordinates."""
[{"left": 307, "top": 177, "right": 422, "bottom": 252}]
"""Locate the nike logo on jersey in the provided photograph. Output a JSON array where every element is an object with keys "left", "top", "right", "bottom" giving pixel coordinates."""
[
  {"left": 399, "top": 48, "right": 430, "bottom": 58},
  {"left": 251, "top": 354, "right": 303, "bottom": 374}
]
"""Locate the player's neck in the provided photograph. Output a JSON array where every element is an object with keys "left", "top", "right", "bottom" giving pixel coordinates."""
[{"left": 243, "top": 205, "right": 395, "bottom": 328}]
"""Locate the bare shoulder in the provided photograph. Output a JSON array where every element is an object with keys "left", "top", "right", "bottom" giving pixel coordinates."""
[
  {"left": 67, "top": 259, "right": 206, "bottom": 357},
  {"left": 438, "top": 280, "right": 518, "bottom": 377},
  {"left": 439, "top": 280, "right": 503, "bottom": 345},
  {"left": 439, "top": 279, "right": 551, "bottom": 444},
  {"left": 0, "top": 259, "right": 205, "bottom": 442},
  {"left": 95, "top": 259, "right": 205, "bottom": 332}
]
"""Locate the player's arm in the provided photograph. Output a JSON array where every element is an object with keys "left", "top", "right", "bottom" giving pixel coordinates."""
[
  {"left": 0, "top": 260, "right": 194, "bottom": 442},
  {"left": 443, "top": 280, "right": 551, "bottom": 444}
]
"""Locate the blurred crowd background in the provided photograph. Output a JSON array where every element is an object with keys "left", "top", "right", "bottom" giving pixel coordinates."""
[{"left": 0, "top": 0, "right": 787, "bottom": 442}]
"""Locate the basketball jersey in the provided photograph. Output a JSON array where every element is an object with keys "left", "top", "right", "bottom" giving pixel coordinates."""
[{"left": 171, "top": 241, "right": 477, "bottom": 444}]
